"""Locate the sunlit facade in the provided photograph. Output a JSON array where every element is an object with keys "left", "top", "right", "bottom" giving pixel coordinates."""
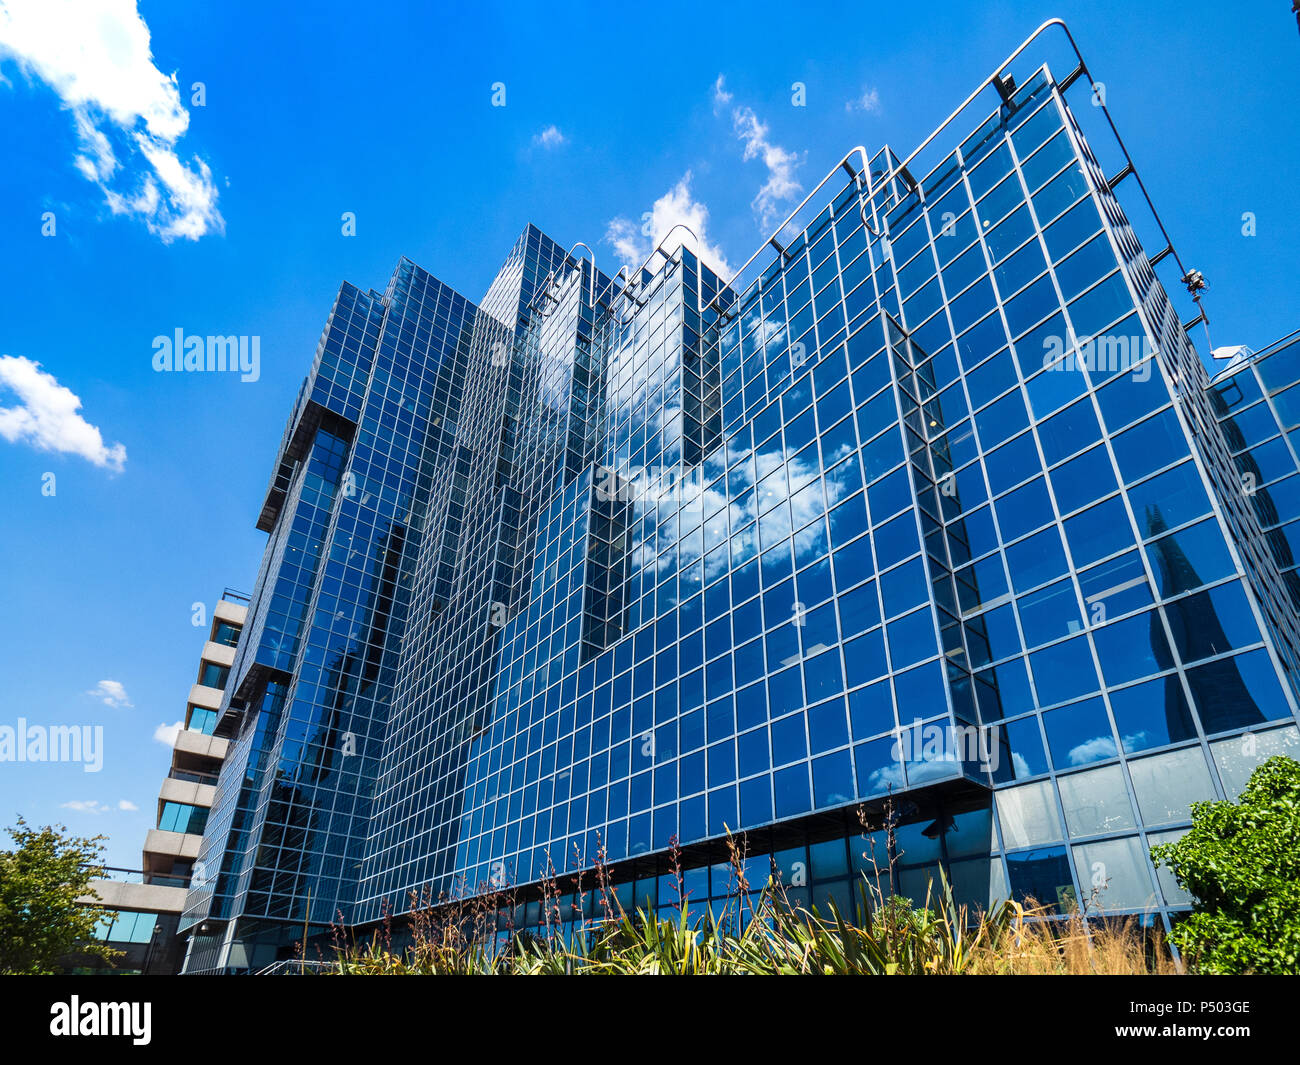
[{"left": 182, "top": 39, "right": 1300, "bottom": 972}]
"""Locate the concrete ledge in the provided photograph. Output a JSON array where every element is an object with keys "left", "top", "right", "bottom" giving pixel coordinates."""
[
  {"left": 202, "top": 641, "right": 237, "bottom": 668},
  {"left": 214, "top": 600, "right": 248, "bottom": 626},
  {"left": 144, "top": 829, "right": 202, "bottom": 862},
  {"left": 158, "top": 777, "right": 216, "bottom": 808},
  {"left": 188, "top": 683, "right": 224, "bottom": 711},
  {"left": 81, "top": 878, "right": 187, "bottom": 915},
  {"left": 173, "top": 729, "right": 228, "bottom": 760}
]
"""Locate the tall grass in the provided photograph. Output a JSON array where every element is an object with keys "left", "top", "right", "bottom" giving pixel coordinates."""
[{"left": 322, "top": 815, "right": 1176, "bottom": 976}]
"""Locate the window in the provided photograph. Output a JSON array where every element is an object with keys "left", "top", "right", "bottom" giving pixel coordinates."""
[
  {"left": 1029, "top": 164, "right": 1092, "bottom": 224},
  {"left": 1127, "top": 462, "right": 1210, "bottom": 538},
  {"left": 855, "top": 734, "right": 905, "bottom": 797},
  {"left": 199, "top": 662, "right": 229, "bottom": 689},
  {"left": 1038, "top": 397, "right": 1102, "bottom": 466},
  {"left": 1164, "top": 581, "right": 1260, "bottom": 663},
  {"left": 1006, "top": 527, "right": 1068, "bottom": 594},
  {"left": 1144, "top": 519, "right": 1234, "bottom": 597},
  {"left": 1054, "top": 233, "right": 1117, "bottom": 303},
  {"left": 1057, "top": 764, "right": 1135, "bottom": 836},
  {"left": 1210, "top": 725, "right": 1300, "bottom": 799},
  {"left": 1005, "top": 846, "right": 1075, "bottom": 912},
  {"left": 1070, "top": 836, "right": 1156, "bottom": 912},
  {"left": 1042, "top": 696, "right": 1114, "bottom": 766},
  {"left": 1186, "top": 649, "right": 1293, "bottom": 734},
  {"left": 158, "top": 801, "right": 209, "bottom": 836},
  {"left": 1066, "top": 496, "right": 1138, "bottom": 566},
  {"left": 1031, "top": 636, "right": 1101, "bottom": 708},
  {"left": 997, "top": 714, "right": 1048, "bottom": 779},
  {"left": 187, "top": 706, "right": 218, "bottom": 736},
  {"left": 985, "top": 433, "right": 1040, "bottom": 497},
  {"left": 996, "top": 477, "right": 1054, "bottom": 542},
  {"left": 1128, "top": 747, "right": 1215, "bottom": 827},
  {"left": 1021, "top": 130, "right": 1075, "bottom": 193},
  {"left": 1091, "top": 611, "right": 1174, "bottom": 686},
  {"left": 1043, "top": 198, "right": 1102, "bottom": 262},
  {"left": 1111, "top": 409, "right": 1188, "bottom": 484},
  {"left": 995, "top": 238, "right": 1047, "bottom": 299},
  {"left": 1004, "top": 275, "right": 1058, "bottom": 339},
  {"left": 1068, "top": 273, "right": 1134, "bottom": 344},
  {"left": 1076, "top": 552, "right": 1150, "bottom": 627},
  {"left": 1095, "top": 361, "right": 1170, "bottom": 433},
  {"left": 96, "top": 910, "right": 160, "bottom": 945},
  {"left": 997, "top": 780, "right": 1063, "bottom": 848},
  {"left": 1018, "top": 579, "right": 1082, "bottom": 648},
  {"left": 1053, "top": 447, "right": 1119, "bottom": 517},
  {"left": 1256, "top": 340, "right": 1300, "bottom": 394},
  {"left": 1109, "top": 677, "right": 1197, "bottom": 753}
]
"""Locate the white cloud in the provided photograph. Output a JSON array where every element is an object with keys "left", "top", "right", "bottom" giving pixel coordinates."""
[
  {"left": 0, "top": 0, "right": 222, "bottom": 241},
  {"left": 713, "top": 75, "right": 804, "bottom": 229},
  {"left": 604, "top": 171, "right": 731, "bottom": 277},
  {"left": 153, "top": 721, "right": 183, "bottom": 747},
  {"left": 0, "top": 356, "right": 126, "bottom": 470},
  {"left": 86, "top": 679, "right": 132, "bottom": 707},
  {"left": 846, "top": 87, "right": 882, "bottom": 114},
  {"left": 1066, "top": 735, "right": 1120, "bottom": 766},
  {"left": 532, "top": 124, "right": 566, "bottom": 149},
  {"left": 711, "top": 75, "right": 732, "bottom": 112},
  {"left": 60, "top": 798, "right": 137, "bottom": 813}
]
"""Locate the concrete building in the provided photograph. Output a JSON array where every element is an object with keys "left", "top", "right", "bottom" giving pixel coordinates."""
[{"left": 69, "top": 591, "right": 248, "bottom": 974}]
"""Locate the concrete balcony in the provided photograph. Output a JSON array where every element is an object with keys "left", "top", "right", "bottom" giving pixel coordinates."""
[
  {"left": 158, "top": 776, "right": 216, "bottom": 809},
  {"left": 214, "top": 599, "right": 249, "bottom": 627},
  {"left": 143, "top": 829, "right": 203, "bottom": 863},
  {"left": 189, "top": 682, "right": 224, "bottom": 711},
  {"left": 173, "top": 729, "right": 228, "bottom": 761},
  {"left": 201, "top": 641, "right": 236, "bottom": 668},
  {"left": 81, "top": 877, "right": 188, "bottom": 916}
]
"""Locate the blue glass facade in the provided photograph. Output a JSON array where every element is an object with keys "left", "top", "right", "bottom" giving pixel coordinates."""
[{"left": 183, "top": 57, "right": 1300, "bottom": 972}]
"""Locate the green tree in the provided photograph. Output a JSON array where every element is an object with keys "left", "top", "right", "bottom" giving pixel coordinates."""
[
  {"left": 1151, "top": 755, "right": 1300, "bottom": 974},
  {"left": 0, "top": 817, "right": 123, "bottom": 974}
]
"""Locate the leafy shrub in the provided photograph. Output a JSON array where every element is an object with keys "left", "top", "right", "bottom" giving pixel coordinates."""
[{"left": 1151, "top": 755, "right": 1300, "bottom": 974}]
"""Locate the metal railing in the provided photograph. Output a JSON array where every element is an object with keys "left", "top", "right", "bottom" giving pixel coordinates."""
[
  {"left": 703, "top": 18, "right": 1209, "bottom": 344},
  {"left": 168, "top": 767, "right": 220, "bottom": 786},
  {"left": 255, "top": 959, "right": 338, "bottom": 975}
]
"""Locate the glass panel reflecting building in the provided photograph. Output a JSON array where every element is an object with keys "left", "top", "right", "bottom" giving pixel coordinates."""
[{"left": 181, "top": 31, "right": 1300, "bottom": 971}]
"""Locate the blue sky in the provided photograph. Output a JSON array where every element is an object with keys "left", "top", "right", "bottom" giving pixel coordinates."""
[{"left": 0, "top": 0, "right": 1295, "bottom": 866}]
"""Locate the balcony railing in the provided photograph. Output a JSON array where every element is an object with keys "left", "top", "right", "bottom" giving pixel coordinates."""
[
  {"left": 144, "top": 872, "right": 193, "bottom": 888},
  {"left": 88, "top": 866, "right": 196, "bottom": 889},
  {"left": 168, "top": 767, "right": 220, "bottom": 786},
  {"left": 94, "top": 866, "right": 145, "bottom": 884}
]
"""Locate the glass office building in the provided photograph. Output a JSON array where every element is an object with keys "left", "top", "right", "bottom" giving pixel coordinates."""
[{"left": 181, "top": 29, "right": 1300, "bottom": 971}]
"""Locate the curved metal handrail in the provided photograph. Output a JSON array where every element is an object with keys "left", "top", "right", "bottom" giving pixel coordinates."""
[
  {"left": 593, "top": 264, "right": 632, "bottom": 310},
  {"left": 566, "top": 240, "right": 597, "bottom": 307},
  {"left": 865, "top": 17, "right": 1208, "bottom": 338},
  {"left": 591, "top": 223, "right": 703, "bottom": 327},
  {"left": 717, "top": 146, "right": 870, "bottom": 301},
  {"left": 639, "top": 222, "right": 701, "bottom": 277},
  {"left": 708, "top": 18, "right": 1209, "bottom": 341}
]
